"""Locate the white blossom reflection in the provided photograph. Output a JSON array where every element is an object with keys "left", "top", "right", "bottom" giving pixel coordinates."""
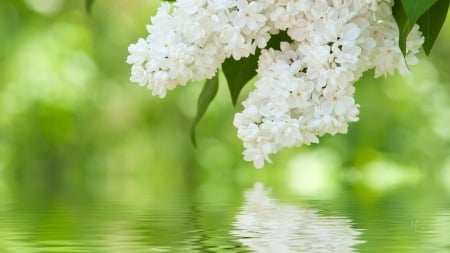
[{"left": 231, "top": 183, "right": 364, "bottom": 253}]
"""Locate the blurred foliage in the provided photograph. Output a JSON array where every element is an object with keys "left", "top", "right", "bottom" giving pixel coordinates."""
[{"left": 0, "top": 1, "right": 450, "bottom": 252}]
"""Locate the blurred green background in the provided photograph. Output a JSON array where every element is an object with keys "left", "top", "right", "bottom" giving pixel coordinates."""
[{"left": 0, "top": 1, "right": 450, "bottom": 252}]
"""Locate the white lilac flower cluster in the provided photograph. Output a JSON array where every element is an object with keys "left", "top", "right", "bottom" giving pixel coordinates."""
[
  {"left": 126, "top": 0, "right": 277, "bottom": 97},
  {"left": 127, "top": 0, "right": 424, "bottom": 168}
]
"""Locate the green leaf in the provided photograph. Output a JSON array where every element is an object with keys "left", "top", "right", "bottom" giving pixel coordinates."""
[
  {"left": 222, "top": 30, "right": 292, "bottom": 106},
  {"left": 190, "top": 74, "right": 219, "bottom": 148},
  {"left": 393, "top": 0, "right": 437, "bottom": 55},
  {"left": 393, "top": 1, "right": 415, "bottom": 55},
  {"left": 222, "top": 54, "right": 258, "bottom": 106},
  {"left": 401, "top": 0, "right": 437, "bottom": 21},
  {"left": 86, "top": 0, "right": 95, "bottom": 13},
  {"left": 417, "top": 0, "right": 450, "bottom": 55}
]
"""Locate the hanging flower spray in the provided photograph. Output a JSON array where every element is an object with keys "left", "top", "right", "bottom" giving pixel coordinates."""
[{"left": 126, "top": 0, "right": 449, "bottom": 168}]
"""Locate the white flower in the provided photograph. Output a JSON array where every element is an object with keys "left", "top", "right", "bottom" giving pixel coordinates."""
[
  {"left": 130, "top": 65, "right": 147, "bottom": 86},
  {"left": 321, "top": 86, "right": 357, "bottom": 116},
  {"left": 286, "top": 0, "right": 310, "bottom": 13},
  {"left": 219, "top": 24, "right": 248, "bottom": 59},
  {"left": 405, "top": 24, "right": 424, "bottom": 66},
  {"left": 231, "top": 0, "right": 267, "bottom": 33},
  {"left": 373, "top": 39, "right": 403, "bottom": 77},
  {"left": 268, "top": 6, "right": 291, "bottom": 30},
  {"left": 175, "top": 0, "right": 206, "bottom": 14},
  {"left": 126, "top": 38, "right": 149, "bottom": 65}
]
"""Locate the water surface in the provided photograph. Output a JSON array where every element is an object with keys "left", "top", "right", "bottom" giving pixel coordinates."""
[{"left": 0, "top": 177, "right": 449, "bottom": 253}]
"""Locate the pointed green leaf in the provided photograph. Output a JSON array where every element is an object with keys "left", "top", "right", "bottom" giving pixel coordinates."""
[
  {"left": 417, "top": 0, "right": 450, "bottom": 55},
  {"left": 86, "top": 0, "right": 95, "bottom": 13},
  {"left": 393, "top": 0, "right": 437, "bottom": 55},
  {"left": 222, "top": 54, "right": 258, "bottom": 106},
  {"left": 190, "top": 74, "right": 219, "bottom": 148},
  {"left": 401, "top": 0, "right": 437, "bottom": 21},
  {"left": 223, "top": 30, "right": 292, "bottom": 106}
]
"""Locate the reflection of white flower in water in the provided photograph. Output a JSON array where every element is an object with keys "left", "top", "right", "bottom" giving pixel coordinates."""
[{"left": 231, "top": 183, "right": 364, "bottom": 253}]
